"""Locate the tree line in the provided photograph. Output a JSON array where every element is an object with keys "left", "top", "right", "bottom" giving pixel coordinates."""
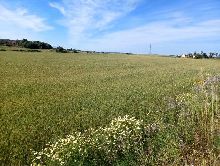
[
  {"left": 0, "top": 39, "right": 53, "bottom": 49},
  {"left": 178, "top": 51, "right": 220, "bottom": 59}
]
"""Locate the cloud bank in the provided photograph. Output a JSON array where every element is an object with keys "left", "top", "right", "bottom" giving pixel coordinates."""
[
  {"left": 0, "top": 4, "right": 52, "bottom": 39},
  {"left": 49, "top": 0, "right": 220, "bottom": 54},
  {"left": 49, "top": 0, "right": 140, "bottom": 45}
]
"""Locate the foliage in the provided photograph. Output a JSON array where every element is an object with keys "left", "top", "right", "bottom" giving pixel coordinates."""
[
  {"left": 32, "top": 115, "right": 154, "bottom": 165},
  {"left": 19, "top": 39, "right": 53, "bottom": 49},
  {"left": 12, "top": 49, "right": 41, "bottom": 52},
  {"left": 179, "top": 51, "right": 219, "bottom": 59},
  {"left": 56, "top": 46, "right": 68, "bottom": 53},
  {"left": 0, "top": 39, "right": 53, "bottom": 49},
  {"left": 0, "top": 52, "right": 220, "bottom": 165}
]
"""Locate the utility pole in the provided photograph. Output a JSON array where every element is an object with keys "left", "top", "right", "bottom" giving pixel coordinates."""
[{"left": 149, "top": 43, "right": 152, "bottom": 55}]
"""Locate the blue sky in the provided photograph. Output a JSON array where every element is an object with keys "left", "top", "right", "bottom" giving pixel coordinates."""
[{"left": 0, "top": 0, "right": 220, "bottom": 54}]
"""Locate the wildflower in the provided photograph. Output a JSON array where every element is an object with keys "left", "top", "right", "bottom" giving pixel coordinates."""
[
  {"left": 31, "top": 115, "right": 156, "bottom": 165},
  {"left": 36, "top": 156, "right": 41, "bottom": 160}
]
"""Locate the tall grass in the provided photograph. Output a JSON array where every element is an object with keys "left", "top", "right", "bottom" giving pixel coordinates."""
[
  {"left": 168, "top": 74, "right": 220, "bottom": 165},
  {"left": 31, "top": 76, "right": 220, "bottom": 165},
  {"left": 0, "top": 51, "right": 220, "bottom": 165}
]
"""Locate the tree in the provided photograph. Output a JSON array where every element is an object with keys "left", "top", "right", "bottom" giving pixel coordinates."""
[
  {"left": 23, "top": 40, "right": 52, "bottom": 49},
  {"left": 56, "top": 46, "right": 67, "bottom": 53},
  {"left": 209, "top": 52, "right": 215, "bottom": 58},
  {"left": 201, "top": 52, "right": 208, "bottom": 58}
]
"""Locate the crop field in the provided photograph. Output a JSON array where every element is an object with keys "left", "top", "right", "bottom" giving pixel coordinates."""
[{"left": 0, "top": 51, "right": 220, "bottom": 165}]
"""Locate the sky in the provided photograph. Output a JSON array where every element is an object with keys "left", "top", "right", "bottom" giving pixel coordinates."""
[{"left": 0, "top": 0, "right": 220, "bottom": 54}]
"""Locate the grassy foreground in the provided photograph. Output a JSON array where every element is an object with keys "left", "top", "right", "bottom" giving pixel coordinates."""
[{"left": 0, "top": 51, "right": 220, "bottom": 165}]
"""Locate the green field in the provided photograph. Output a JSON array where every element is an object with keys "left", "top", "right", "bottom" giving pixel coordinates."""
[{"left": 0, "top": 51, "right": 220, "bottom": 165}]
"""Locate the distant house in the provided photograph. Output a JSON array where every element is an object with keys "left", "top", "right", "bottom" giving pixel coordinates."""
[
  {"left": 181, "top": 54, "right": 186, "bottom": 58},
  {"left": 178, "top": 52, "right": 219, "bottom": 59}
]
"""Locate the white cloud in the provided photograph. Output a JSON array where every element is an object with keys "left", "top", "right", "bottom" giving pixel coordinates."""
[
  {"left": 49, "top": 2, "right": 66, "bottom": 15},
  {"left": 49, "top": 0, "right": 220, "bottom": 54},
  {"left": 82, "top": 19, "right": 220, "bottom": 53},
  {"left": 50, "top": 0, "right": 140, "bottom": 45},
  {"left": 0, "top": 4, "right": 52, "bottom": 32}
]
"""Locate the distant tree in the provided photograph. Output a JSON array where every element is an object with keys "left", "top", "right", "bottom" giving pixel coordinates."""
[
  {"left": 201, "top": 52, "right": 208, "bottom": 58},
  {"left": 193, "top": 51, "right": 200, "bottom": 59},
  {"left": 72, "top": 49, "right": 79, "bottom": 53},
  {"left": 0, "top": 39, "right": 53, "bottom": 49},
  {"left": 187, "top": 53, "right": 193, "bottom": 58},
  {"left": 56, "top": 46, "right": 67, "bottom": 53},
  {"left": 209, "top": 52, "right": 215, "bottom": 58},
  {"left": 41, "top": 43, "right": 53, "bottom": 49},
  {"left": 19, "top": 39, "right": 28, "bottom": 47}
]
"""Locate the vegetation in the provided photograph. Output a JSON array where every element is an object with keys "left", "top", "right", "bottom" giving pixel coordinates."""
[
  {"left": 178, "top": 51, "right": 220, "bottom": 59},
  {"left": 0, "top": 48, "right": 6, "bottom": 51},
  {"left": 12, "top": 49, "right": 41, "bottom": 52},
  {"left": 0, "top": 51, "right": 220, "bottom": 165},
  {"left": 0, "top": 39, "right": 53, "bottom": 49},
  {"left": 56, "top": 46, "right": 68, "bottom": 53}
]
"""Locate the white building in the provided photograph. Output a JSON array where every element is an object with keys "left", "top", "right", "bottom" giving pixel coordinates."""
[{"left": 181, "top": 54, "right": 186, "bottom": 58}]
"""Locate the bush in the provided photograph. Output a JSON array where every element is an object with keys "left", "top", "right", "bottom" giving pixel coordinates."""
[
  {"left": 12, "top": 49, "right": 26, "bottom": 52},
  {"left": 26, "top": 50, "right": 41, "bottom": 52},
  {"left": 32, "top": 116, "right": 159, "bottom": 165},
  {"left": 56, "top": 46, "right": 68, "bottom": 53}
]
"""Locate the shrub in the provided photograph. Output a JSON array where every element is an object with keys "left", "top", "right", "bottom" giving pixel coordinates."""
[
  {"left": 26, "top": 50, "right": 41, "bottom": 52},
  {"left": 172, "top": 75, "right": 220, "bottom": 165},
  {"left": 32, "top": 116, "right": 159, "bottom": 165},
  {"left": 56, "top": 46, "right": 68, "bottom": 53}
]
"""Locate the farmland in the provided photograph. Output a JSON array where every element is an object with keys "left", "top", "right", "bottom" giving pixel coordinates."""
[{"left": 0, "top": 51, "right": 220, "bottom": 165}]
